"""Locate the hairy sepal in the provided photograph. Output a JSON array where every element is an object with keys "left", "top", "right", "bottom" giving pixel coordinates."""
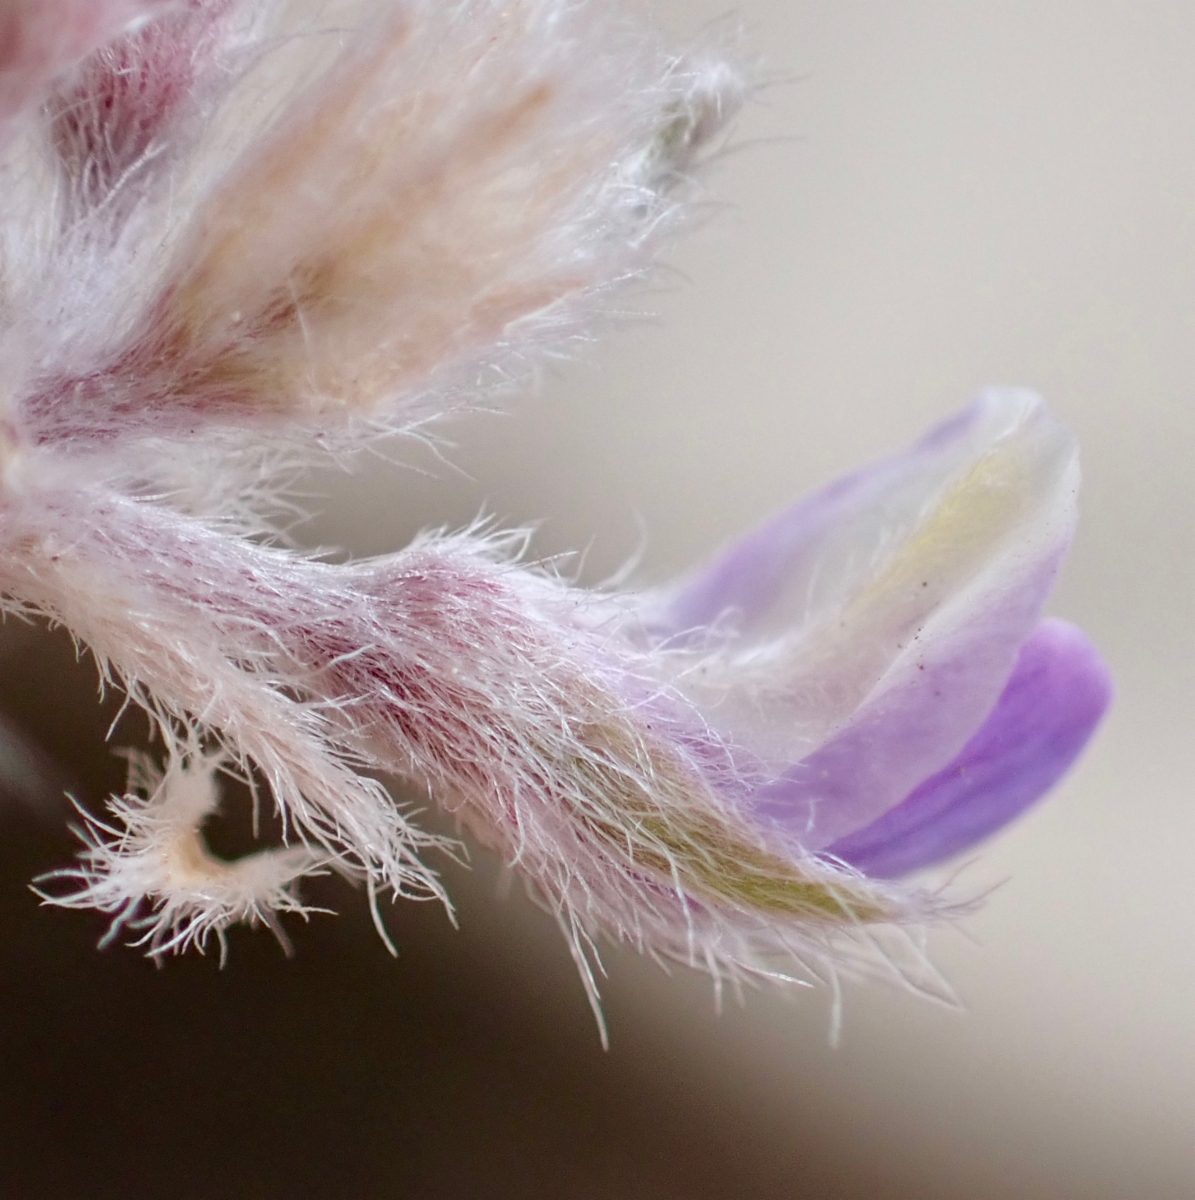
[
  {"left": 11, "top": 0, "right": 744, "bottom": 450},
  {"left": 5, "top": 476, "right": 930, "bottom": 1003}
]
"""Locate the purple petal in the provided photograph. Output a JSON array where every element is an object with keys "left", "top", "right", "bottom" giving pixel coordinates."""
[
  {"left": 823, "top": 619, "right": 1112, "bottom": 878},
  {"left": 650, "top": 391, "right": 1044, "bottom": 644},
  {"left": 699, "top": 392, "right": 1082, "bottom": 843},
  {"left": 748, "top": 549, "right": 1068, "bottom": 847},
  {"left": 638, "top": 395, "right": 1082, "bottom": 799}
]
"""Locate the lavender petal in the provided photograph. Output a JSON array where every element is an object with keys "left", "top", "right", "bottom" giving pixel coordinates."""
[
  {"left": 651, "top": 391, "right": 1040, "bottom": 644},
  {"left": 710, "top": 393, "right": 1081, "bottom": 841},
  {"left": 824, "top": 619, "right": 1112, "bottom": 878}
]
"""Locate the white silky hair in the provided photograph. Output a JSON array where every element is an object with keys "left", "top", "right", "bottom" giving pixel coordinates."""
[{"left": 0, "top": 1, "right": 964, "bottom": 1035}]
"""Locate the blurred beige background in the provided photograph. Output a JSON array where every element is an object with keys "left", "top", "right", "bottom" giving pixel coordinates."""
[{"left": 0, "top": 3, "right": 1191, "bottom": 1197}]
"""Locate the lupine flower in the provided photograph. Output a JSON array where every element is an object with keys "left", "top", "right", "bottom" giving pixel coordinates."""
[{"left": 0, "top": 0, "right": 1110, "bottom": 1030}]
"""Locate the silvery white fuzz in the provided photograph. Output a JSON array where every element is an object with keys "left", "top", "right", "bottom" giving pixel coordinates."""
[{"left": 0, "top": 0, "right": 1110, "bottom": 1034}]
